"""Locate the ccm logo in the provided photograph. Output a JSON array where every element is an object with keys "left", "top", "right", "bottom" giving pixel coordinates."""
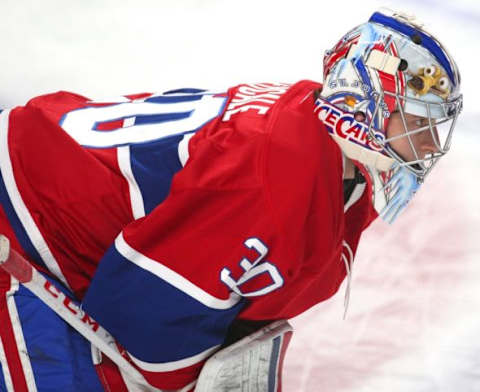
[{"left": 43, "top": 281, "right": 99, "bottom": 332}]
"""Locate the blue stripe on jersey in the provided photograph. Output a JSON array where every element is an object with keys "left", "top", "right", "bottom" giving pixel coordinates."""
[
  {"left": 82, "top": 244, "right": 245, "bottom": 363},
  {"left": 14, "top": 274, "right": 104, "bottom": 392},
  {"left": 163, "top": 88, "right": 207, "bottom": 95},
  {"left": 268, "top": 336, "right": 281, "bottom": 392},
  {"left": 369, "top": 12, "right": 456, "bottom": 84},
  {"left": 0, "top": 170, "right": 48, "bottom": 271},
  {"left": 129, "top": 134, "right": 184, "bottom": 214},
  {"left": 145, "top": 95, "right": 203, "bottom": 104}
]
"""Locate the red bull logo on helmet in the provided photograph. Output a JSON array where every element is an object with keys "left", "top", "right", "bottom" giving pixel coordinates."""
[{"left": 314, "top": 98, "right": 385, "bottom": 152}]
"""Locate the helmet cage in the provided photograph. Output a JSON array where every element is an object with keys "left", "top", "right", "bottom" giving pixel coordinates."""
[{"left": 365, "top": 90, "right": 462, "bottom": 181}]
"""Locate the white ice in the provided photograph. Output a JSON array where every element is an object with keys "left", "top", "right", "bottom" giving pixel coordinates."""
[{"left": 0, "top": 1, "right": 478, "bottom": 390}]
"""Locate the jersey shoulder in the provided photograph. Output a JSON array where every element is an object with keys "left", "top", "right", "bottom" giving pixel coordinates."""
[
  {"left": 24, "top": 91, "right": 91, "bottom": 123},
  {"left": 264, "top": 80, "right": 344, "bottom": 231}
]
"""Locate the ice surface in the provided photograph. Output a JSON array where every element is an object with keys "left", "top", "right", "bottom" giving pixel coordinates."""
[{"left": 0, "top": 1, "right": 477, "bottom": 390}]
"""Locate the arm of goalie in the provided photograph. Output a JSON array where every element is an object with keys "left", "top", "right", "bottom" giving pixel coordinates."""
[{"left": 195, "top": 320, "right": 293, "bottom": 392}]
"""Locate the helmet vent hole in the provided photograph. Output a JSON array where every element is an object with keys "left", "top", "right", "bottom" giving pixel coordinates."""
[
  {"left": 398, "top": 59, "right": 408, "bottom": 72},
  {"left": 411, "top": 34, "right": 422, "bottom": 45},
  {"left": 354, "top": 111, "right": 366, "bottom": 122}
]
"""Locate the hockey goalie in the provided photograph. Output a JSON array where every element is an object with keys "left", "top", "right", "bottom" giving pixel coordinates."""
[{"left": 0, "top": 9, "right": 462, "bottom": 392}]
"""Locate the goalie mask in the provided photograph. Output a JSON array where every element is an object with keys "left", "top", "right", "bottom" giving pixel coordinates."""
[{"left": 317, "top": 9, "right": 463, "bottom": 223}]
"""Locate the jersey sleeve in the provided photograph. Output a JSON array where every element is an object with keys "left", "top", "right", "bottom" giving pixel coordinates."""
[{"left": 81, "top": 123, "right": 283, "bottom": 390}]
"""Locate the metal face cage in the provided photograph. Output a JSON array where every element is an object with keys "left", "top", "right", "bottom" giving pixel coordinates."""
[{"left": 367, "top": 90, "right": 463, "bottom": 182}]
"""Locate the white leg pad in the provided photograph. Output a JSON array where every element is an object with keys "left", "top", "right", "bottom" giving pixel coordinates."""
[{"left": 195, "top": 320, "right": 293, "bottom": 392}]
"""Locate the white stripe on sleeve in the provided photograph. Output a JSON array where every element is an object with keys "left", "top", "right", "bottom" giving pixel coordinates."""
[{"left": 115, "top": 232, "right": 241, "bottom": 310}]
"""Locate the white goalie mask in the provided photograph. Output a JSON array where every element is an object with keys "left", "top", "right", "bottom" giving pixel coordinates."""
[{"left": 317, "top": 9, "right": 463, "bottom": 223}]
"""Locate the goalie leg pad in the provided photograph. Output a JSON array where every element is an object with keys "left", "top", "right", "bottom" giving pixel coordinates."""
[{"left": 195, "top": 320, "right": 293, "bottom": 392}]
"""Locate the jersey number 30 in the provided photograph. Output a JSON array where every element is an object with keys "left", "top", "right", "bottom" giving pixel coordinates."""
[{"left": 220, "top": 238, "right": 284, "bottom": 297}]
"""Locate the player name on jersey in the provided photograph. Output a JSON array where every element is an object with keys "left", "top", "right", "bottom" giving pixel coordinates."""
[{"left": 222, "top": 82, "right": 290, "bottom": 121}]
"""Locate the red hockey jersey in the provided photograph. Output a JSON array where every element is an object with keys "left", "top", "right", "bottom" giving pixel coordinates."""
[{"left": 0, "top": 81, "right": 376, "bottom": 390}]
